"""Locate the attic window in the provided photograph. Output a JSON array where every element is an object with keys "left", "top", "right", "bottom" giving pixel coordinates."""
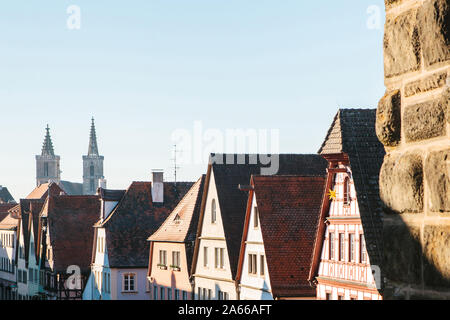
[
  {"left": 343, "top": 177, "right": 351, "bottom": 206},
  {"left": 174, "top": 214, "right": 181, "bottom": 223},
  {"left": 211, "top": 199, "right": 217, "bottom": 224}
]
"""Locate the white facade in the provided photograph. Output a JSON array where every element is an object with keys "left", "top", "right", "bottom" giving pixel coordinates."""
[
  {"left": 193, "top": 171, "right": 236, "bottom": 300},
  {"left": 27, "top": 218, "right": 40, "bottom": 298},
  {"left": 0, "top": 228, "right": 17, "bottom": 299},
  {"left": 16, "top": 219, "right": 28, "bottom": 299},
  {"left": 239, "top": 194, "right": 272, "bottom": 300},
  {"left": 316, "top": 166, "right": 382, "bottom": 300}
]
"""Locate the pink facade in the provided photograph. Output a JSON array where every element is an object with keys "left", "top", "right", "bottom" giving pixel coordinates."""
[{"left": 148, "top": 242, "right": 192, "bottom": 300}]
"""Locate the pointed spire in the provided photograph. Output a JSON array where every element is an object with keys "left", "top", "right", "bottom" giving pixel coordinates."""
[
  {"left": 41, "top": 124, "right": 55, "bottom": 156},
  {"left": 88, "top": 117, "right": 99, "bottom": 156}
]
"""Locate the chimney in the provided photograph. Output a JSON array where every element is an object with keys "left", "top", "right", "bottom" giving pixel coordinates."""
[
  {"left": 151, "top": 170, "right": 164, "bottom": 203},
  {"left": 98, "top": 178, "right": 107, "bottom": 189}
]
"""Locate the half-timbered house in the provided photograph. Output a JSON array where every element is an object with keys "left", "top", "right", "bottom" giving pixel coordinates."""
[{"left": 309, "top": 109, "right": 385, "bottom": 300}]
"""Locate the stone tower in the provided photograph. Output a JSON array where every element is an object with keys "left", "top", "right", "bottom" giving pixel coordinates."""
[
  {"left": 376, "top": 0, "right": 449, "bottom": 299},
  {"left": 82, "top": 118, "right": 105, "bottom": 195},
  {"left": 36, "top": 125, "right": 61, "bottom": 186}
]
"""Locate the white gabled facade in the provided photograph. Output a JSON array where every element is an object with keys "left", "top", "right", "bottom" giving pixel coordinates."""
[
  {"left": 193, "top": 171, "right": 236, "bottom": 300},
  {"left": 27, "top": 217, "right": 40, "bottom": 298},
  {"left": 238, "top": 193, "right": 272, "bottom": 300},
  {"left": 83, "top": 227, "right": 112, "bottom": 300},
  {"left": 16, "top": 218, "right": 28, "bottom": 299}
]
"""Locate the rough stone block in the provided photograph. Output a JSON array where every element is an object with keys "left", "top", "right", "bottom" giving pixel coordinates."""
[
  {"left": 384, "top": 9, "right": 421, "bottom": 78},
  {"left": 404, "top": 71, "right": 448, "bottom": 97},
  {"left": 383, "top": 223, "right": 422, "bottom": 285},
  {"left": 423, "top": 225, "right": 450, "bottom": 288},
  {"left": 425, "top": 148, "right": 450, "bottom": 212},
  {"left": 376, "top": 90, "right": 402, "bottom": 146},
  {"left": 404, "top": 98, "right": 446, "bottom": 142},
  {"left": 417, "top": 0, "right": 450, "bottom": 67},
  {"left": 380, "top": 152, "right": 424, "bottom": 213}
]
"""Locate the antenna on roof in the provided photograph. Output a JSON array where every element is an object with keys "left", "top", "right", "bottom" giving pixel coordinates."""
[{"left": 171, "top": 144, "right": 181, "bottom": 185}]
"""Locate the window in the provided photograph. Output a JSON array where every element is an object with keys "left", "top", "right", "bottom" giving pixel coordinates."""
[
  {"left": 203, "top": 247, "right": 208, "bottom": 267},
  {"left": 360, "top": 234, "right": 367, "bottom": 263},
  {"left": 159, "top": 250, "right": 167, "bottom": 267},
  {"left": 215, "top": 248, "right": 224, "bottom": 269},
  {"left": 197, "top": 287, "right": 201, "bottom": 300},
  {"left": 339, "top": 233, "right": 345, "bottom": 262},
  {"left": 349, "top": 234, "right": 355, "bottom": 262},
  {"left": 44, "top": 162, "right": 49, "bottom": 176},
  {"left": 253, "top": 206, "right": 259, "bottom": 228},
  {"left": 153, "top": 285, "right": 158, "bottom": 300},
  {"left": 202, "top": 288, "right": 207, "bottom": 300},
  {"left": 343, "top": 177, "right": 351, "bottom": 205},
  {"left": 168, "top": 288, "right": 172, "bottom": 300},
  {"left": 325, "top": 293, "right": 332, "bottom": 300},
  {"left": 218, "top": 291, "right": 228, "bottom": 300},
  {"left": 123, "top": 273, "right": 136, "bottom": 292},
  {"left": 172, "top": 251, "right": 180, "bottom": 269},
  {"left": 90, "top": 179, "right": 95, "bottom": 193},
  {"left": 248, "top": 254, "right": 257, "bottom": 275},
  {"left": 260, "top": 255, "right": 265, "bottom": 276},
  {"left": 182, "top": 291, "right": 188, "bottom": 300},
  {"left": 338, "top": 294, "right": 344, "bottom": 300},
  {"left": 160, "top": 287, "right": 165, "bottom": 300},
  {"left": 90, "top": 163, "right": 95, "bottom": 177},
  {"left": 211, "top": 199, "right": 217, "bottom": 223},
  {"left": 208, "top": 289, "right": 212, "bottom": 300},
  {"left": 329, "top": 233, "right": 335, "bottom": 260},
  {"left": 175, "top": 289, "right": 180, "bottom": 300}
]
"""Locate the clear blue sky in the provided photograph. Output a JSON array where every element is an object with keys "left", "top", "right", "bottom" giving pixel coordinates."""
[{"left": 0, "top": 0, "right": 386, "bottom": 200}]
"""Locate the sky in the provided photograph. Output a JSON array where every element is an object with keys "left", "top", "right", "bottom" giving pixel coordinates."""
[{"left": 0, "top": 0, "right": 386, "bottom": 200}]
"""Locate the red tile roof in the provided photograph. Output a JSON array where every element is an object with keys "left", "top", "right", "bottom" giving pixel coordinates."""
[
  {"left": 242, "top": 175, "right": 326, "bottom": 298},
  {"left": 26, "top": 182, "right": 65, "bottom": 200},
  {"left": 43, "top": 195, "right": 100, "bottom": 273},
  {"left": 97, "top": 181, "right": 193, "bottom": 268}
]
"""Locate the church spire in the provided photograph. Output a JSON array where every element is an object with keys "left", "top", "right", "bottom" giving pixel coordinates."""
[
  {"left": 41, "top": 124, "right": 55, "bottom": 156},
  {"left": 88, "top": 117, "right": 99, "bottom": 156}
]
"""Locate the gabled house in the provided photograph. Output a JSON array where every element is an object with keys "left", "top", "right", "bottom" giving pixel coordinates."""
[
  {"left": 0, "top": 207, "right": 18, "bottom": 300},
  {"left": 37, "top": 194, "right": 100, "bottom": 300},
  {"left": 236, "top": 175, "right": 326, "bottom": 300},
  {"left": 309, "top": 109, "right": 385, "bottom": 300},
  {"left": 83, "top": 173, "right": 193, "bottom": 300},
  {"left": 15, "top": 199, "right": 45, "bottom": 300},
  {"left": 147, "top": 175, "right": 205, "bottom": 300},
  {"left": 191, "top": 154, "right": 327, "bottom": 300}
]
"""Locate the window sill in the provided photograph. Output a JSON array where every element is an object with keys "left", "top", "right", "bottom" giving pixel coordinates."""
[{"left": 121, "top": 291, "right": 138, "bottom": 294}]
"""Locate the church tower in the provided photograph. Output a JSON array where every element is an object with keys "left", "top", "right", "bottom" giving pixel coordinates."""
[
  {"left": 82, "top": 117, "right": 105, "bottom": 195},
  {"left": 36, "top": 125, "right": 61, "bottom": 186}
]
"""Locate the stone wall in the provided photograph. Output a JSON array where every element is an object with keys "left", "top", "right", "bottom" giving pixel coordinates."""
[{"left": 376, "top": 0, "right": 450, "bottom": 299}]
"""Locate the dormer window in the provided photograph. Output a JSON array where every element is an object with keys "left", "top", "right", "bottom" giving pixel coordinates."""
[
  {"left": 174, "top": 214, "right": 181, "bottom": 224},
  {"left": 211, "top": 199, "right": 217, "bottom": 224},
  {"left": 343, "top": 177, "right": 351, "bottom": 205}
]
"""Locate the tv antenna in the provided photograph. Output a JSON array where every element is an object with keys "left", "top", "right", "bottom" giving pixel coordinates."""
[{"left": 171, "top": 144, "right": 181, "bottom": 185}]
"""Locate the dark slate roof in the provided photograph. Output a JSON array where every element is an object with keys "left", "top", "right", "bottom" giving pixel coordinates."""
[
  {"left": 251, "top": 175, "right": 326, "bottom": 298},
  {"left": 98, "top": 181, "right": 193, "bottom": 268},
  {"left": 60, "top": 181, "right": 83, "bottom": 196},
  {"left": 0, "top": 186, "right": 15, "bottom": 204},
  {"left": 210, "top": 154, "right": 328, "bottom": 279},
  {"left": 44, "top": 195, "right": 101, "bottom": 273},
  {"left": 319, "top": 109, "right": 385, "bottom": 266},
  {"left": 97, "top": 188, "right": 126, "bottom": 201}
]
